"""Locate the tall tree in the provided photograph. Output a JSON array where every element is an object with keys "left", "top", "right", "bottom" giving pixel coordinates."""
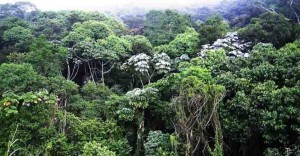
[
  {"left": 25, "top": 36, "right": 67, "bottom": 77},
  {"left": 123, "top": 52, "right": 171, "bottom": 87},
  {"left": 126, "top": 87, "right": 158, "bottom": 156},
  {"left": 198, "top": 16, "right": 229, "bottom": 46},
  {"left": 144, "top": 10, "right": 192, "bottom": 46},
  {"left": 238, "top": 12, "right": 293, "bottom": 48},
  {"left": 155, "top": 27, "right": 199, "bottom": 58},
  {"left": 2, "top": 26, "right": 34, "bottom": 52}
]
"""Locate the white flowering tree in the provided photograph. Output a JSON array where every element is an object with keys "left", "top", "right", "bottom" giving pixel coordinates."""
[
  {"left": 126, "top": 87, "right": 158, "bottom": 156},
  {"left": 123, "top": 52, "right": 171, "bottom": 86},
  {"left": 123, "top": 53, "right": 170, "bottom": 155}
]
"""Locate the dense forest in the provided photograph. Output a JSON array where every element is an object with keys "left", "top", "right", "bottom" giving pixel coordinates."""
[{"left": 0, "top": 0, "right": 300, "bottom": 156}]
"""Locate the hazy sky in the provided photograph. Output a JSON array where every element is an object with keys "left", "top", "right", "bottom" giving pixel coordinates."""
[{"left": 0, "top": 0, "right": 224, "bottom": 11}]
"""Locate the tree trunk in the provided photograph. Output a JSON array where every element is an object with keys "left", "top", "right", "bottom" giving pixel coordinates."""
[
  {"left": 87, "top": 62, "right": 95, "bottom": 84},
  {"left": 62, "top": 94, "right": 67, "bottom": 134},
  {"left": 213, "top": 112, "right": 223, "bottom": 147},
  {"left": 186, "top": 131, "right": 194, "bottom": 156},
  {"left": 134, "top": 109, "right": 145, "bottom": 156},
  {"left": 101, "top": 61, "right": 105, "bottom": 85}
]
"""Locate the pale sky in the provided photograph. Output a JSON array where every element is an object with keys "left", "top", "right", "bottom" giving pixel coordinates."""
[{"left": 0, "top": 0, "right": 224, "bottom": 11}]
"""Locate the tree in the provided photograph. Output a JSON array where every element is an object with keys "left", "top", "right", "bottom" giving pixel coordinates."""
[
  {"left": 287, "top": 0, "right": 300, "bottom": 23},
  {"left": 198, "top": 16, "right": 229, "bottom": 46},
  {"left": 148, "top": 65, "right": 226, "bottom": 156},
  {"left": 63, "top": 20, "right": 113, "bottom": 47},
  {"left": 80, "top": 81, "right": 113, "bottom": 118},
  {"left": 34, "top": 16, "right": 68, "bottom": 40},
  {"left": 0, "top": 90, "right": 57, "bottom": 155},
  {"left": 123, "top": 53, "right": 171, "bottom": 86},
  {"left": 126, "top": 87, "right": 158, "bottom": 156},
  {"left": 46, "top": 76, "right": 79, "bottom": 134},
  {"left": 254, "top": 0, "right": 300, "bottom": 23},
  {"left": 73, "top": 20, "right": 113, "bottom": 40},
  {"left": 2, "top": 26, "right": 34, "bottom": 52},
  {"left": 49, "top": 112, "right": 131, "bottom": 155},
  {"left": 0, "top": 17, "right": 30, "bottom": 48},
  {"left": 82, "top": 142, "right": 116, "bottom": 156},
  {"left": 122, "top": 35, "right": 153, "bottom": 55},
  {"left": 25, "top": 36, "right": 68, "bottom": 77},
  {"left": 0, "top": 63, "right": 43, "bottom": 95},
  {"left": 144, "top": 10, "right": 192, "bottom": 46},
  {"left": 101, "top": 17, "right": 127, "bottom": 36},
  {"left": 217, "top": 0, "right": 264, "bottom": 27},
  {"left": 0, "top": 2, "right": 38, "bottom": 20},
  {"left": 144, "top": 131, "right": 173, "bottom": 156},
  {"left": 155, "top": 27, "right": 199, "bottom": 58},
  {"left": 216, "top": 42, "right": 300, "bottom": 155},
  {"left": 171, "top": 67, "right": 225, "bottom": 156},
  {"left": 72, "top": 35, "right": 131, "bottom": 85},
  {"left": 64, "top": 18, "right": 130, "bottom": 85},
  {"left": 238, "top": 12, "right": 293, "bottom": 48},
  {"left": 96, "top": 35, "right": 131, "bottom": 84}
]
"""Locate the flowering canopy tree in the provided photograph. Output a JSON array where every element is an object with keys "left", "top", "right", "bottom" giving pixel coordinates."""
[{"left": 123, "top": 52, "right": 171, "bottom": 86}]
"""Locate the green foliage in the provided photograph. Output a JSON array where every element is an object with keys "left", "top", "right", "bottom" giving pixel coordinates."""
[
  {"left": 80, "top": 82, "right": 113, "bottom": 118},
  {"left": 81, "top": 81, "right": 112, "bottom": 100},
  {"left": 264, "top": 148, "right": 281, "bottom": 156},
  {"left": 97, "top": 35, "right": 132, "bottom": 58},
  {"left": 62, "top": 27, "right": 93, "bottom": 46},
  {"left": 218, "top": 41, "right": 300, "bottom": 154},
  {"left": 238, "top": 13, "right": 293, "bottom": 48},
  {"left": 0, "top": 63, "right": 43, "bottom": 95},
  {"left": 106, "top": 95, "right": 134, "bottom": 121},
  {"left": 46, "top": 76, "right": 79, "bottom": 96},
  {"left": 155, "top": 27, "right": 199, "bottom": 58},
  {"left": 144, "top": 131, "right": 173, "bottom": 156},
  {"left": 72, "top": 20, "right": 113, "bottom": 40},
  {"left": 2, "top": 26, "right": 34, "bottom": 51},
  {"left": 0, "top": 89, "right": 56, "bottom": 116},
  {"left": 0, "top": 17, "right": 31, "bottom": 49},
  {"left": 63, "top": 10, "right": 108, "bottom": 25},
  {"left": 126, "top": 87, "right": 158, "bottom": 109},
  {"left": 150, "top": 65, "right": 225, "bottom": 155},
  {"left": 0, "top": 90, "right": 57, "bottom": 155},
  {"left": 101, "top": 17, "right": 127, "bottom": 36},
  {"left": 1, "top": 3, "right": 300, "bottom": 156},
  {"left": 31, "top": 11, "right": 69, "bottom": 40},
  {"left": 184, "top": 49, "right": 226, "bottom": 71},
  {"left": 208, "top": 128, "right": 223, "bottom": 156},
  {"left": 82, "top": 141, "right": 116, "bottom": 156},
  {"left": 144, "top": 10, "right": 192, "bottom": 46},
  {"left": 198, "top": 16, "right": 229, "bottom": 45},
  {"left": 63, "top": 20, "right": 113, "bottom": 46},
  {"left": 122, "top": 35, "right": 153, "bottom": 55},
  {"left": 70, "top": 33, "right": 131, "bottom": 84},
  {"left": 176, "top": 76, "right": 224, "bottom": 154},
  {"left": 45, "top": 134, "right": 75, "bottom": 156},
  {"left": 3, "top": 26, "right": 33, "bottom": 44},
  {"left": 25, "top": 36, "right": 68, "bottom": 76},
  {"left": 59, "top": 112, "right": 131, "bottom": 155},
  {"left": 0, "top": 17, "right": 29, "bottom": 30}
]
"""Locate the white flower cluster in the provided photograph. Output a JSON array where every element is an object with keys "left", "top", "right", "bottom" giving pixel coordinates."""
[
  {"left": 126, "top": 87, "right": 157, "bottom": 108},
  {"left": 124, "top": 53, "right": 172, "bottom": 75},
  {"left": 127, "top": 53, "right": 151, "bottom": 73},
  {"left": 126, "top": 87, "right": 158, "bottom": 101},
  {"left": 179, "top": 54, "right": 190, "bottom": 61},
  {"left": 152, "top": 53, "right": 171, "bottom": 74},
  {"left": 199, "top": 32, "right": 253, "bottom": 58}
]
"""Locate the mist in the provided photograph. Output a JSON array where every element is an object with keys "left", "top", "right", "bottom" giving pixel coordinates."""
[{"left": 0, "top": 0, "right": 225, "bottom": 11}]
